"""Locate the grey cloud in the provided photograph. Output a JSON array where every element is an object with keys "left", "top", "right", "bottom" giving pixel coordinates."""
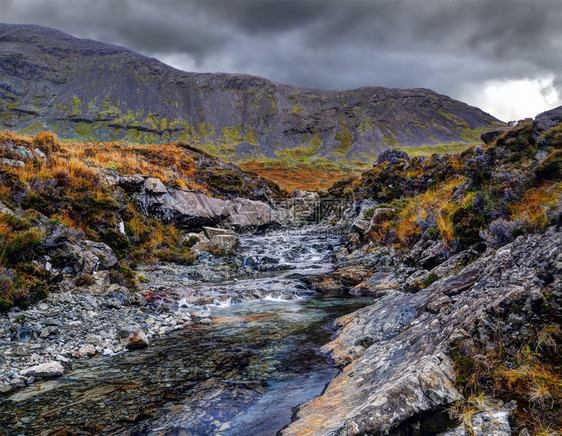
[{"left": 1, "top": 0, "right": 561, "bottom": 117}]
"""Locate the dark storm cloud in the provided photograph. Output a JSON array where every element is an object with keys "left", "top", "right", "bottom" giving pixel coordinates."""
[{"left": 1, "top": 0, "right": 561, "bottom": 119}]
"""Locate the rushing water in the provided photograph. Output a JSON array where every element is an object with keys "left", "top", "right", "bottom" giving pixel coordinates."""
[{"left": 1, "top": 229, "right": 371, "bottom": 435}]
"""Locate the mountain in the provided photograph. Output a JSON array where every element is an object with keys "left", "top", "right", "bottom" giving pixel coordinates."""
[{"left": 0, "top": 23, "right": 501, "bottom": 168}]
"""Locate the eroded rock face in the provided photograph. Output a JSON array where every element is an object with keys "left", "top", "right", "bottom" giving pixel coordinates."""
[{"left": 282, "top": 229, "right": 561, "bottom": 436}]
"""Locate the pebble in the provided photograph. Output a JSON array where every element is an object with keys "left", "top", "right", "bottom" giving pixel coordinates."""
[{"left": 0, "top": 288, "right": 196, "bottom": 393}]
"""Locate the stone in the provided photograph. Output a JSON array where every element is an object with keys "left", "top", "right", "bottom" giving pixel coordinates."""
[
  {"left": 350, "top": 219, "right": 370, "bottom": 234},
  {"left": 0, "top": 200, "right": 14, "bottom": 215},
  {"left": 209, "top": 234, "right": 240, "bottom": 256},
  {"left": 77, "top": 344, "right": 96, "bottom": 357},
  {"left": 118, "top": 326, "right": 149, "bottom": 350},
  {"left": 439, "top": 410, "right": 511, "bottom": 436},
  {"left": 13, "top": 346, "right": 29, "bottom": 357},
  {"left": 202, "top": 226, "right": 237, "bottom": 240},
  {"left": 0, "top": 385, "right": 12, "bottom": 394},
  {"left": 480, "top": 127, "right": 510, "bottom": 144},
  {"left": 144, "top": 177, "right": 168, "bottom": 195},
  {"left": 117, "top": 174, "right": 146, "bottom": 192},
  {"left": 133, "top": 188, "right": 283, "bottom": 232},
  {"left": 376, "top": 148, "right": 410, "bottom": 166},
  {"left": 20, "top": 361, "right": 65, "bottom": 378},
  {"left": 83, "top": 241, "right": 119, "bottom": 270}
]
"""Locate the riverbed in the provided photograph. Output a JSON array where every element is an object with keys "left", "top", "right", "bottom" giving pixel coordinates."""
[{"left": 1, "top": 229, "right": 371, "bottom": 435}]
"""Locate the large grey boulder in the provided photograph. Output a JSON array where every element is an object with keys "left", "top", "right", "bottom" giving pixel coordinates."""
[{"left": 132, "top": 179, "right": 283, "bottom": 231}]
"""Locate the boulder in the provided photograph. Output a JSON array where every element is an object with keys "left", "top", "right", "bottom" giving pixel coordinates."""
[
  {"left": 83, "top": 241, "right": 118, "bottom": 270},
  {"left": 202, "top": 226, "right": 237, "bottom": 240},
  {"left": 118, "top": 326, "right": 149, "bottom": 350},
  {"left": 209, "top": 234, "right": 240, "bottom": 256},
  {"left": 20, "top": 361, "right": 65, "bottom": 378},
  {"left": 77, "top": 344, "right": 96, "bottom": 357},
  {"left": 0, "top": 201, "right": 14, "bottom": 215},
  {"left": 480, "top": 127, "right": 510, "bottom": 144},
  {"left": 350, "top": 219, "right": 370, "bottom": 234},
  {"left": 134, "top": 187, "right": 282, "bottom": 232},
  {"left": 533, "top": 104, "right": 562, "bottom": 137},
  {"left": 117, "top": 174, "right": 146, "bottom": 192},
  {"left": 376, "top": 148, "right": 410, "bottom": 166}
]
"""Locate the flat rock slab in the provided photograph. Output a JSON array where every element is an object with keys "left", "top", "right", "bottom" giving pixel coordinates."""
[{"left": 20, "top": 361, "right": 65, "bottom": 378}]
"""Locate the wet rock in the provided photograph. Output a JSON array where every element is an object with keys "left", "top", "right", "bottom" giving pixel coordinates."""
[
  {"left": 118, "top": 326, "right": 149, "bottom": 350},
  {"left": 282, "top": 229, "right": 561, "bottom": 436},
  {"left": 20, "top": 361, "right": 65, "bottom": 378},
  {"left": 209, "top": 234, "right": 240, "bottom": 256}
]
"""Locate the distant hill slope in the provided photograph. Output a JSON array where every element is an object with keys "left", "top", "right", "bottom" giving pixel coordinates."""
[{"left": 0, "top": 23, "right": 501, "bottom": 167}]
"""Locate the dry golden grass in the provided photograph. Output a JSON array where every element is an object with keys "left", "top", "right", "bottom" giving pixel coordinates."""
[
  {"left": 0, "top": 130, "right": 211, "bottom": 193},
  {"left": 240, "top": 159, "right": 363, "bottom": 191},
  {"left": 510, "top": 183, "right": 562, "bottom": 230},
  {"left": 395, "top": 176, "right": 465, "bottom": 245}
]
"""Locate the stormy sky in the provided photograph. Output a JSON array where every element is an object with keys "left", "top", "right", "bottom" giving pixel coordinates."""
[{"left": 2, "top": 0, "right": 561, "bottom": 121}]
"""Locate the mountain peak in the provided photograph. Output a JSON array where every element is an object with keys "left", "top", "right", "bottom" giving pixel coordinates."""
[{"left": 0, "top": 22, "right": 500, "bottom": 171}]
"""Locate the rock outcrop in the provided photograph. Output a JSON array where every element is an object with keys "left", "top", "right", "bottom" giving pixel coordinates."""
[
  {"left": 533, "top": 105, "right": 562, "bottom": 136},
  {"left": 117, "top": 174, "right": 284, "bottom": 231},
  {"left": 282, "top": 229, "right": 561, "bottom": 435}
]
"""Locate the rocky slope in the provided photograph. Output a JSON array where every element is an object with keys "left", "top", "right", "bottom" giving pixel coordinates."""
[
  {"left": 282, "top": 228, "right": 560, "bottom": 435},
  {"left": 281, "top": 107, "right": 562, "bottom": 435},
  {"left": 0, "top": 130, "right": 287, "bottom": 314},
  {"left": 0, "top": 23, "right": 500, "bottom": 165}
]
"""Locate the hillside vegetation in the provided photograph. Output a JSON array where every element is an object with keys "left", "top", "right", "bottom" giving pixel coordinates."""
[
  {"left": 0, "top": 131, "right": 282, "bottom": 312},
  {"left": 326, "top": 114, "right": 561, "bottom": 434}
]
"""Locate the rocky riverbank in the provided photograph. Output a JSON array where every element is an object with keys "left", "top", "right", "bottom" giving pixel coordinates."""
[
  {"left": 0, "top": 282, "right": 205, "bottom": 395},
  {"left": 0, "top": 226, "right": 342, "bottom": 398},
  {"left": 281, "top": 227, "right": 561, "bottom": 436}
]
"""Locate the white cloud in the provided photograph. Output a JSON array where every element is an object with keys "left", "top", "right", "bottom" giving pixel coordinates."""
[{"left": 462, "top": 74, "right": 561, "bottom": 122}]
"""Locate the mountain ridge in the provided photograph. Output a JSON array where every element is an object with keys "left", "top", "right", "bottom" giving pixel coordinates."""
[{"left": 0, "top": 23, "right": 501, "bottom": 166}]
